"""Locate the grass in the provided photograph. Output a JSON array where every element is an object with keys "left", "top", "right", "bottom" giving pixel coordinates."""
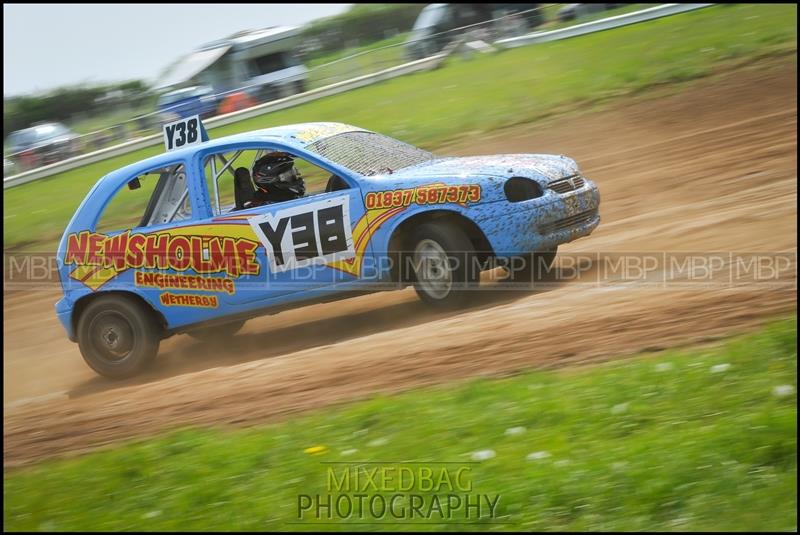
[
  {"left": 307, "top": 32, "right": 409, "bottom": 68},
  {"left": 306, "top": 32, "right": 410, "bottom": 90},
  {"left": 64, "top": 100, "right": 156, "bottom": 136},
  {"left": 4, "top": 316, "right": 797, "bottom": 531},
  {"left": 3, "top": 4, "right": 797, "bottom": 252},
  {"left": 540, "top": 4, "right": 659, "bottom": 31},
  {"left": 302, "top": 3, "right": 663, "bottom": 88}
]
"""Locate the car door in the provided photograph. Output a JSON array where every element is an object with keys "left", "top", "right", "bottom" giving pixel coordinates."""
[
  {"left": 197, "top": 147, "right": 379, "bottom": 307},
  {"left": 234, "top": 189, "right": 371, "bottom": 304},
  {"left": 66, "top": 160, "right": 225, "bottom": 329}
]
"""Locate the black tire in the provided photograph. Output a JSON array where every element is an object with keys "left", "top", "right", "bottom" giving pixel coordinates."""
[
  {"left": 186, "top": 320, "right": 245, "bottom": 343},
  {"left": 505, "top": 248, "right": 558, "bottom": 287},
  {"left": 406, "top": 222, "right": 480, "bottom": 309},
  {"left": 76, "top": 294, "right": 161, "bottom": 379}
]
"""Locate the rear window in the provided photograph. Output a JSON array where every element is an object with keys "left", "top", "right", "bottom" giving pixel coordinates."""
[
  {"left": 9, "top": 131, "right": 36, "bottom": 147},
  {"left": 306, "top": 131, "right": 434, "bottom": 176}
]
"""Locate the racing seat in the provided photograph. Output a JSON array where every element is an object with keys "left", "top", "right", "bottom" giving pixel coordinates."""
[
  {"left": 233, "top": 167, "right": 256, "bottom": 210},
  {"left": 324, "top": 174, "right": 349, "bottom": 193}
]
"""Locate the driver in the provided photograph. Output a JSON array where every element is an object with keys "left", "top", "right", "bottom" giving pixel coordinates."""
[{"left": 248, "top": 152, "right": 306, "bottom": 206}]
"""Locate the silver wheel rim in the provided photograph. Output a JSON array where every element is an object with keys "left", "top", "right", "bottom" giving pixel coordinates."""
[{"left": 414, "top": 239, "right": 453, "bottom": 300}]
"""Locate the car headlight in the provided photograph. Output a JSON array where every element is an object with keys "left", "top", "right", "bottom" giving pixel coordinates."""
[{"left": 504, "top": 177, "right": 544, "bottom": 202}]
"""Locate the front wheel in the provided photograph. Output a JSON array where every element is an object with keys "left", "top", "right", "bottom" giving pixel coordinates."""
[
  {"left": 407, "top": 222, "right": 480, "bottom": 309},
  {"left": 76, "top": 295, "right": 161, "bottom": 379}
]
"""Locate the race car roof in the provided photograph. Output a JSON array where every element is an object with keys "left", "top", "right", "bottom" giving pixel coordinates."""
[
  {"left": 98, "top": 122, "right": 368, "bottom": 187},
  {"left": 184, "top": 121, "right": 367, "bottom": 153}
]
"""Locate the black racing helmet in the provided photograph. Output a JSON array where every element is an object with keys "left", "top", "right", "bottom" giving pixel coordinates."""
[{"left": 252, "top": 152, "right": 305, "bottom": 200}]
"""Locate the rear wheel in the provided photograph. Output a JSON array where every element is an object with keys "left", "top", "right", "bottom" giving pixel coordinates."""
[
  {"left": 76, "top": 295, "right": 161, "bottom": 379},
  {"left": 187, "top": 320, "right": 245, "bottom": 343},
  {"left": 407, "top": 223, "right": 480, "bottom": 309}
]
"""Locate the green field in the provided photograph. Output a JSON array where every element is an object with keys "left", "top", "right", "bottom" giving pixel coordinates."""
[
  {"left": 539, "top": 3, "right": 659, "bottom": 31},
  {"left": 4, "top": 317, "right": 796, "bottom": 531},
  {"left": 4, "top": 4, "right": 797, "bottom": 252},
  {"left": 307, "top": 33, "right": 410, "bottom": 90},
  {"left": 305, "top": 4, "right": 660, "bottom": 89},
  {"left": 64, "top": 100, "right": 156, "bottom": 136}
]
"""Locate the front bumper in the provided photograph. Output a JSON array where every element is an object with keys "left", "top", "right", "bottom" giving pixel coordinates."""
[
  {"left": 531, "top": 184, "right": 600, "bottom": 251},
  {"left": 477, "top": 181, "right": 601, "bottom": 257}
]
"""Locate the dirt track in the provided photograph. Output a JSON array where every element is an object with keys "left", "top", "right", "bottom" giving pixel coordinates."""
[{"left": 4, "top": 58, "right": 797, "bottom": 466}]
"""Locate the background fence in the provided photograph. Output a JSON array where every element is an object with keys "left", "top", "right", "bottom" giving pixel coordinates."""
[{"left": 3, "top": 3, "right": 712, "bottom": 188}]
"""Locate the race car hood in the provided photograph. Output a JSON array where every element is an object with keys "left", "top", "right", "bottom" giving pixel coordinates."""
[{"left": 390, "top": 153, "right": 580, "bottom": 181}]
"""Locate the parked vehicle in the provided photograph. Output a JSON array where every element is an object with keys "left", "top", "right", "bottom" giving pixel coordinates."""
[
  {"left": 156, "top": 85, "right": 218, "bottom": 124},
  {"left": 217, "top": 91, "right": 258, "bottom": 115},
  {"left": 557, "top": 3, "right": 626, "bottom": 22},
  {"left": 156, "top": 27, "right": 308, "bottom": 109},
  {"left": 6, "top": 122, "right": 80, "bottom": 171},
  {"left": 406, "top": 3, "right": 543, "bottom": 60},
  {"left": 4, "top": 158, "right": 16, "bottom": 176}
]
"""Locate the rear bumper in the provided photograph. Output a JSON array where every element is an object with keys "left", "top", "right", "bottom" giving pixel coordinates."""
[{"left": 55, "top": 297, "right": 76, "bottom": 342}]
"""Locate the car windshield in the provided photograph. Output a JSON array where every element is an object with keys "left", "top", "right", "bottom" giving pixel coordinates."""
[
  {"left": 8, "top": 131, "right": 36, "bottom": 147},
  {"left": 306, "top": 131, "right": 435, "bottom": 176},
  {"left": 10, "top": 124, "right": 69, "bottom": 147}
]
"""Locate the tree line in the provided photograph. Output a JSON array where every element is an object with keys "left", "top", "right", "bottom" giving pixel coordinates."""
[
  {"left": 298, "top": 4, "right": 427, "bottom": 60},
  {"left": 4, "top": 4, "right": 430, "bottom": 140},
  {"left": 4, "top": 80, "right": 151, "bottom": 141}
]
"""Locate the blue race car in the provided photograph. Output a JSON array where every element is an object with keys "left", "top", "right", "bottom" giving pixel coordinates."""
[{"left": 56, "top": 121, "right": 600, "bottom": 378}]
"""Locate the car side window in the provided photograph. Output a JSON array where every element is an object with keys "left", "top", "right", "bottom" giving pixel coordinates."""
[
  {"left": 203, "top": 148, "right": 350, "bottom": 216},
  {"left": 96, "top": 163, "right": 191, "bottom": 234}
]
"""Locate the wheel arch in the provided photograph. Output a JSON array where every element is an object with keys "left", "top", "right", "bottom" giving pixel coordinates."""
[
  {"left": 71, "top": 290, "right": 168, "bottom": 340},
  {"left": 385, "top": 209, "right": 494, "bottom": 283}
]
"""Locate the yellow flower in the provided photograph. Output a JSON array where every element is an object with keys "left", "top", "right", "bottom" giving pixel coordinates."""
[{"left": 304, "top": 445, "right": 328, "bottom": 455}]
